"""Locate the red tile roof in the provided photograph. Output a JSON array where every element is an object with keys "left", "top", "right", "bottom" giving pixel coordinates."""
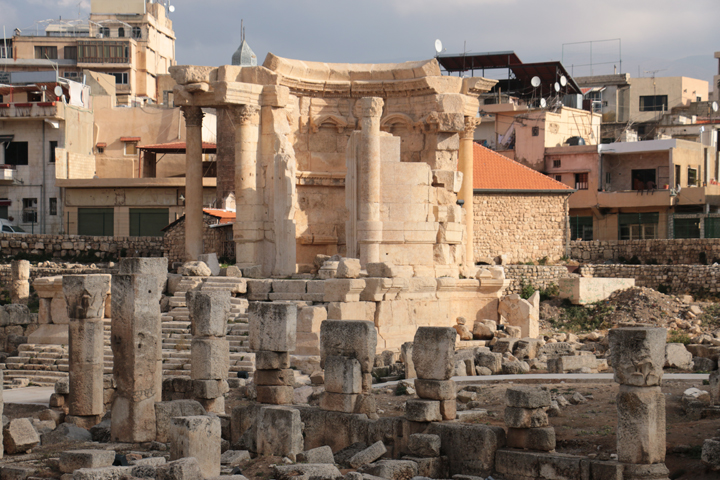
[
  {"left": 473, "top": 143, "right": 572, "bottom": 191},
  {"left": 203, "top": 208, "right": 235, "bottom": 224}
]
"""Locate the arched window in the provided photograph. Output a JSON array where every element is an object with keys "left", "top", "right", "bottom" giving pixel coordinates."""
[{"left": 118, "top": 27, "right": 125, "bottom": 37}]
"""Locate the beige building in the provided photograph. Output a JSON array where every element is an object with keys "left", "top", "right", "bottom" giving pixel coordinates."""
[
  {"left": 1, "top": 0, "right": 175, "bottom": 105},
  {"left": 713, "top": 51, "right": 720, "bottom": 102}
]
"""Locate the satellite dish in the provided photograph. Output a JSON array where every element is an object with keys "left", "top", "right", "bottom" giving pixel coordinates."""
[
  {"left": 169, "top": 5, "right": 175, "bottom": 12},
  {"left": 434, "top": 39, "right": 443, "bottom": 55},
  {"left": 531, "top": 76, "right": 541, "bottom": 88},
  {"left": 560, "top": 75, "right": 567, "bottom": 87},
  {"left": 713, "top": 101, "right": 719, "bottom": 113},
  {"left": 53, "top": 86, "right": 63, "bottom": 97},
  {"left": 554, "top": 82, "right": 560, "bottom": 92},
  {"left": 540, "top": 98, "right": 547, "bottom": 108}
]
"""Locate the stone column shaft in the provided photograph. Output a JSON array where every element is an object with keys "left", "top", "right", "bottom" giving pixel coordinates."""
[
  {"left": 10, "top": 260, "right": 30, "bottom": 305},
  {"left": 358, "top": 97, "right": 384, "bottom": 267},
  {"left": 182, "top": 107, "right": 205, "bottom": 262},
  {"left": 459, "top": 117, "right": 479, "bottom": 267}
]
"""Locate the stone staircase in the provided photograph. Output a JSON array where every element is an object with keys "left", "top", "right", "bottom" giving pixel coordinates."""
[{"left": 1, "top": 276, "right": 255, "bottom": 387}]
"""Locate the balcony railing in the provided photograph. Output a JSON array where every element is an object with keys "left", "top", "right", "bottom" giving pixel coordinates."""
[{"left": 0, "top": 102, "right": 62, "bottom": 119}]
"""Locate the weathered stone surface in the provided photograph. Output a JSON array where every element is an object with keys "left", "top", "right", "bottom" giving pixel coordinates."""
[
  {"left": 192, "top": 379, "right": 229, "bottom": 398},
  {"left": 254, "top": 369, "right": 294, "bottom": 387},
  {"left": 702, "top": 438, "right": 720, "bottom": 471},
  {"left": 111, "top": 396, "right": 157, "bottom": 443},
  {"left": 68, "top": 320, "right": 105, "bottom": 417},
  {"left": 187, "top": 290, "right": 231, "bottom": 337},
  {"left": 156, "top": 457, "right": 203, "bottom": 480},
  {"left": 412, "top": 327, "right": 456, "bottom": 380},
  {"left": 3, "top": 418, "right": 39, "bottom": 454},
  {"left": 616, "top": 385, "right": 665, "bottom": 464},
  {"left": 547, "top": 354, "right": 599, "bottom": 373},
  {"left": 297, "top": 445, "right": 335, "bottom": 464},
  {"left": 494, "top": 450, "right": 591, "bottom": 479},
  {"left": 506, "top": 386, "right": 551, "bottom": 409},
  {"left": 63, "top": 275, "right": 111, "bottom": 319},
  {"left": 320, "top": 392, "right": 359, "bottom": 413},
  {"left": 73, "top": 466, "right": 133, "bottom": 480},
  {"left": 506, "top": 427, "right": 556, "bottom": 451},
  {"left": 472, "top": 321, "right": 494, "bottom": 340},
  {"left": 498, "top": 293, "right": 539, "bottom": 339},
  {"left": 337, "top": 258, "right": 361, "bottom": 278},
  {"left": 191, "top": 338, "right": 230, "bottom": 380},
  {"left": 475, "top": 352, "right": 502, "bottom": 374},
  {"left": 170, "top": 415, "right": 221, "bottom": 478},
  {"left": 665, "top": 343, "right": 693, "bottom": 370},
  {"left": 154, "top": 400, "right": 207, "bottom": 443},
  {"left": 503, "top": 407, "right": 549, "bottom": 428},
  {"left": 273, "top": 464, "right": 342, "bottom": 480},
  {"left": 119, "top": 257, "right": 169, "bottom": 292},
  {"left": 414, "top": 379, "right": 456, "bottom": 400},
  {"left": 325, "top": 356, "right": 362, "bottom": 394},
  {"left": 320, "top": 320, "right": 377, "bottom": 373},
  {"left": 198, "top": 253, "right": 221, "bottom": 276},
  {"left": 60, "top": 449, "right": 116, "bottom": 473},
  {"left": 710, "top": 369, "right": 720, "bottom": 405},
  {"left": 180, "top": 261, "right": 212, "bottom": 277},
  {"left": 608, "top": 327, "right": 666, "bottom": 387},
  {"left": 357, "top": 460, "right": 418, "bottom": 480},
  {"left": 255, "top": 351, "right": 290, "bottom": 370},
  {"left": 40, "top": 423, "right": 92, "bottom": 445},
  {"left": 408, "top": 433, "right": 441, "bottom": 457},
  {"left": 256, "top": 385, "right": 294, "bottom": 405},
  {"left": 249, "top": 302, "right": 297, "bottom": 352},
  {"left": 221, "top": 449, "right": 251, "bottom": 466},
  {"left": 439, "top": 399, "right": 456, "bottom": 420},
  {"left": 558, "top": 276, "right": 635, "bottom": 305},
  {"left": 257, "top": 406, "right": 303, "bottom": 461},
  {"left": 349, "top": 440, "right": 387, "bottom": 468},
  {"left": 405, "top": 399, "right": 442, "bottom": 422}
]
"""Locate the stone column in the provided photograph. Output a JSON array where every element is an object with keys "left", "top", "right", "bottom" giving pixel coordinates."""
[
  {"left": 609, "top": 327, "right": 670, "bottom": 480},
  {"left": 182, "top": 106, "right": 205, "bottom": 262},
  {"left": 230, "top": 104, "right": 262, "bottom": 268},
  {"left": 63, "top": 274, "right": 111, "bottom": 428},
  {"left": 10, "top": 260, "right": 30, "bottom": 305},
  {"left": 410, "top": 327, "right": 457, "bottom": 422},
  {"left": 459, "top": 117, "right": 479, "bottom": 268},
  {"left": 187, "top": 290, "right": 230, "bottom": 413},
  {"left": 110, "top": 257, "right": 167, "bottom": 443},
  {"left": 357, "top": 97, "right": 384, "bottom": 267}
]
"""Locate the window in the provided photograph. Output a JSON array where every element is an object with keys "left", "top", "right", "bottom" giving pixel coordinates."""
[
  {"left": 118, "top": 27, "right": 125, "bottom": 38},
  {"left": 99, "top": 27, "right": 110, "bottom": 37},
  {"left": 22, "top": 198, "right": 37, "bottom": 224},
  {"left": 63, "top": 46, "right": 77, "bottom": 60},
  {"left": 78, "top": 208, "right": 113, "bottom": 236},
  {"left": 697, "top": 96, "right": 702, "bottom": 102},
  {"left": 554, "top": 174, "right": 562, "bottom": 182},
  {"left": 132, "top": 26, "right": 142, "bottom": 39},
  {"left": 688, "top": 168, "right": 698, "bottom": 186},
  {"left": 5, "top": 142, "right": 28, "bottom": 166},
  {"left": 49, "top": 141, "right": 57, "bottom": 163},
  {"left": 605, "top": 172, "right": 612, "bottom": 185},
  {"left": 28, "top": 91, "right": 42, "bottom": 102},
  {"left": 63, "top": 71, "right": 79, "bottom": 78},
  {"left": 674, "top": 217, "right": 700, "bottom": 239},
  {"left": 49, "top": 198, "right": 57, "bottom": 216},
  {"left": 552, "top": 159, "right": 561, "bottom": 168},
  {"left": 675, "top": 164, "right": 681, "bottom": 187},
  {"left": 78, "top": 41, "right": 130, "bottom": 63},
  {"left": 619, "top": 212, "right": 659, "bottom": 240},
  {"left": 532, "top": 126, "right": 540, "bottom": 137},
  {"left": 129, "top": 208, "right": 168, "bottom": 237},
  {"left": 124, "top": 141, "right": 138, "bottom": 155},
  {"left": 109, "top": 72, "right": 128, "bottom": 85},
  {"left": 639, "top": 95, "right": 668, "bottom": 112},
  {"left": 34, "top": 46, "right": 58, "bottom": 59},
  {"left": 570, "top": 216, "right": 593, "bottom": 241},
  {"left": 0, "top": 199, "right": 9, "bottom": 219},
  {"left": 574, "top": 172, "right": 588, "bottom": 190},
  {"left": 632, "top": 169, "right": 657, "bottom": 190}
]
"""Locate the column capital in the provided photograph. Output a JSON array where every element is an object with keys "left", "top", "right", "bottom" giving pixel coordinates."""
[
  {"left": 228, "top": 104, "right": 261, "bottom": 126},
  {"left": 181, "top": 106, "right": 204, "bottom": 127},
  {"left": 359, "top": 97, "right": 384, "bottom": 118},
  {"left": 461, "top": 116, "right": 481, "bottom": 139}
]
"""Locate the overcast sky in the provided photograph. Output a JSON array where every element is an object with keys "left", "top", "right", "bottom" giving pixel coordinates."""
[{"left": 3, "top": 0, "right": 719, "bottom": 88}]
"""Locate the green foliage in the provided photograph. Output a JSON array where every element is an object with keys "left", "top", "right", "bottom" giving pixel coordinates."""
[
  {"left": 519, "top": 279, "right": 559, "bottom": 302},
  {"left": 667, "top": 330, "right": 692, "bottom": 345},
  {"left": 519, "top": 279, "right": 536, "bottom": 300},
  {"left": 699, "top": 303, "right": 720, "bottom": 328},
  {"left": 537, "top": 256, "right": 549, "bottom": 266},
  {"left": 550, "top": 301, "right": 615, "bottom": 333}
]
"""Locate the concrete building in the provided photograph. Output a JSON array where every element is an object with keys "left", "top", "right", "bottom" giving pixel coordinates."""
[
  {"left": 1, "top": 0, "right": 176, "bottom": 105},
  {"left": 713, "top": 51, "right": 720, "bottom": 102}
]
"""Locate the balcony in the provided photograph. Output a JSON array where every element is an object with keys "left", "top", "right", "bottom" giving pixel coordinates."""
[
  {"left": 595, "top": 184, "right": 720, "bottom": 209},
  {"left": 0, "top": 102, "right": 63, "bottom": 119}
]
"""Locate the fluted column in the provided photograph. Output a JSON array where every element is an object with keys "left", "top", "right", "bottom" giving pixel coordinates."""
[
  {"left": 358, "top": 97, "right": 384, "bottom": 267},
  {"left": 459, "top": 117, "right": 479, "bottom": 267},
  {"left": 230, "top": 105, "right": 262, "bottom": 267},
  {"left": 182, "top": 107, "right": 205, "bottom": 261}
]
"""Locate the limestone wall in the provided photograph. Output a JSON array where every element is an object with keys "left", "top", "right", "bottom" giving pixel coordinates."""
[
  {"left": 162, "top": 215, "right": 232, "bottom": 265},
  {"left": 473, "top": 193, "right": 570, "bottom": 264},
  {"left": 570, "top": 238, "right": 720, "bottom": 265},
  {"left": 503, "top": 265, "right": 573, "bottom": 295},
  {"left": 0, "top": 233, "right": 163, "bottom": 259}
]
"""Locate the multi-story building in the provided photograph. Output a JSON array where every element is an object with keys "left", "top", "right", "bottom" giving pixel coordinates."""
[{"left": 1, "top": 0, "right": 175, "bottom": 105}]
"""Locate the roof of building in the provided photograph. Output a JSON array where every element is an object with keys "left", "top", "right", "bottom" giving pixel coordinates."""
[
  {"left": 473, "top": 143, "right": 573, "bottom": 192},
  {"left": 137, "top": 141, "right": 217, "bottom": 154},
  {"left": 161, "top": 208, "right": 235, "bottom": 232},
  {"left": 232, "top": 39, "right": 257, "bottom": 67}
]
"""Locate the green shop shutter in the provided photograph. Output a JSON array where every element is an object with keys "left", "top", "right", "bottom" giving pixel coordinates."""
[
  {"left": 706, "top": 218, "right": 720, "bottom": 239},
  {"left": 673, "top": 217, "right": 701, "bottom": 239},
  {"left": 618, "top": 212, "right": 659, "bottom": 225},
  {"left": 78, "top": 208, "right": 114, "bottom": 236},
  {"left": 129, "top": 208, "right": 169, "bottom": 237}
]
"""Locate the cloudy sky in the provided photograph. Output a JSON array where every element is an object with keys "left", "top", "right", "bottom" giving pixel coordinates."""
[{"left": 3, "top": 0, "right": 718, "bottom": 88}]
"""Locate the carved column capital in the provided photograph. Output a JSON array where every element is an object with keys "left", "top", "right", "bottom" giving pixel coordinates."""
[
  {"left": 181, "top": 106, "right": 204, "bottom": 128},
  {"left": 462, "top": 116, "right": 481, "bottom": 139},
  {"left": 228, "top": 104, "right": 261, "bottom": 126}
]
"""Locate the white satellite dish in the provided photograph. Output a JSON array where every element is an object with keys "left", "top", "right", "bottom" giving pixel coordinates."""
[
  {"left": 560, "top": 75, "right": 567, "bottom": 87},
  {"left": 540, "top": 98, "right": 547, "bottom": 108},
  {"left": 53, "top": 86, "right": 63, "bottom": 97},
  {"left": 531, "top": 76, "right": 541, "bottom": 88},
  {"left": 554, "top": 82, "right": 560, "bottom": 93},
  {"left": 169, "top": 5, "right": 175, "bottom": 12},
  {"left": 713, "top": 101, "right": 719, "bottom": 113},
  {"left": 434, "top": 39, "right": 443, "bottom": 55}
]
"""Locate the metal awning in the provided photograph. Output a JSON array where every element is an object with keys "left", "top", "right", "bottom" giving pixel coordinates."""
[{"left": 137, "top": 141, "right": 217, "bottom": 154}]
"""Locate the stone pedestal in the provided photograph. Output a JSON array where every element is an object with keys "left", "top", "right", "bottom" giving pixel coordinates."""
[
  {"left": 170, "top": 415, "right": 221, "bottom": 478},
  {"left": 182, "top": 106, "right": 205, "bottom": 262},
  {"left": 10, "top": 260, "right": 30, "bottom": 305}
]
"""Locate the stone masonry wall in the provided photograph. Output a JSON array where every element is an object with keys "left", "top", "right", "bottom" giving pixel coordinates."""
[
  {"left": 163, "top": 215, "right": 232, "bottom": 265},
  {"left": 0, "top": 233, "right": 163, "bottom": 259},
  {"left": 570, "top": 238, "right": 720, "bottom": 265},
  {"left": 503, "top": 265, "right": 573, "bottom": 295},
  {"left": 473, "top": 193, "right": 569, "bottom": 264}
]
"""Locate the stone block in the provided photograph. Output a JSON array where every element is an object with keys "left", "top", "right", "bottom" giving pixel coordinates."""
[
  {"left": 254, "top": 369, "right": 294, "bottom": 387},
  {"left": 297, "top": 306, "right": 327, "bottom": 333},
  {"left": 198, "top": 253, "right": 221, "bottom": 276},
  {"left": 320, "top": 392, "right": 359, "bottom": 412},
  {"left": 257, "top": 406, "right": 303, "bottom": 461},
  {"left": 337, "top": 258, "right": 361, "bottom": 278},
  {"left": 154, "top": 400, "right": 206, "bottom": 443},
  {"left": 187, "top": 290, "right": 231, "bottom": 337},
  {"left": 412, "top": 327, "right": 456, "bottom": 380},
  {"left": 408, "top": 433, "right": 441, "bottom": 457},
  {"left": 323, "top": 278, "right": 365, "bottom": 302},
  {"left": 170, "top": 415, "right": 221, "bottom": 478},
  {"left": 504, "top": 406, "right": 549, "bottom": 428},
  {"left": 231, "top": 404, "right": 261, "bottom": 450},
  {"left": 414, "top": 379, "right": 456, "bottom": 400},
  {"left": 118, "top": 257, "right": 168, "bottom": 292},
  {"left": 622, "top": 463, "right": 670, "bottom": 479},
  {"left": 589, "top": 460, "right": 624, "bottom": 480},
  {"left": 111, "top": 396, "right": 157, "bottom": 443},
  {"left": 616, "top": 385, "right": 665, "bottom": 464},
  {"left": 297, "top": 445, "right": 334, "bottom": 464},
  {"left": 665, "top": 343, "right": 693, "bottom": 370},
  {"left": 325, "top": 356, "right": 362, "bottom": 394},
  {"left": 506, "top": 386, "right": 551, "bottom": 409},
  {"left": 63, "top": 275, "right": 111, "bottom": 320},
  {"left": 609, "top": 327, "right": 666, "bottom": 387},
  {"left": 401, "top": 342, "right": 416, "bottom": 379},
  {"left": 68, "top": 361, "right": 104, "bottom": 416},
  {"left": 273, "top": 464, "right": 342, "bottom": 480},
  {"left": 440, "top": 399, "right": 456, "bottom": 420},
  {"left": 475, "top": 352, "right": 502, "bottom": 374},
  {"left": 72, "top": 466, "right": 133, "bottom": 480},
  {"left": 506, "top": 427, "right": 556, "bottom": 451},
  {"left": 349, "top": 440, "right": 387, "bottom": 468},
  {"left": 192, "top": 379, "right": 229, "bottom": 398},
  {"left": 357, "top": 460, "right": 419, "bottom": 480},
  {"left": 11, "top": 260, "right": 29, "bottom": 280},
  {"left": 249, "top": 302, "right": 297, "bottom": 352},
  {"left": 494, "top": 450, "right": 590, "bottom": 479},
  {"left": 405, "top": 399, "right": 442, "bottom": 422},
  {"left": 402, "top": 456, "right": 449, "bottom": 478},
  {"left": 255, "top": 351, "right": 290, "bottom": 370},
  {"left": 710, "top": 369, "right": 720, "bottom": 404},
  {"left": 558, "top": 276, "right": 635, "bottom": 305},
  {"left": 547, "top": 354, "right": 599, "bottom": 373},
  {"left": 3, "top": 418, "right": 39, "bottom": 454},
  {"left": 498, "top": 294, "right": 539, "bottom": 339},
  {"left": 256, "top": 385, "right": 294, "bottom": 405},
  {"left": 327, "top": 301, "right": 375, "bottom": 321},
  {"left": 191, "top": 338, "right": 229, "bottom": 380},
  {"left": 702, "top": 438, "right": 720, "bottom": 471},
  {"left": 155, "top": 457, "right": 203, "bottom": 480},
  {"left": 59, "top": 449, "right": 116, "bottom": 473},
  {"left": 320, "top": 320, "right": 377, "bottom": 373}
]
